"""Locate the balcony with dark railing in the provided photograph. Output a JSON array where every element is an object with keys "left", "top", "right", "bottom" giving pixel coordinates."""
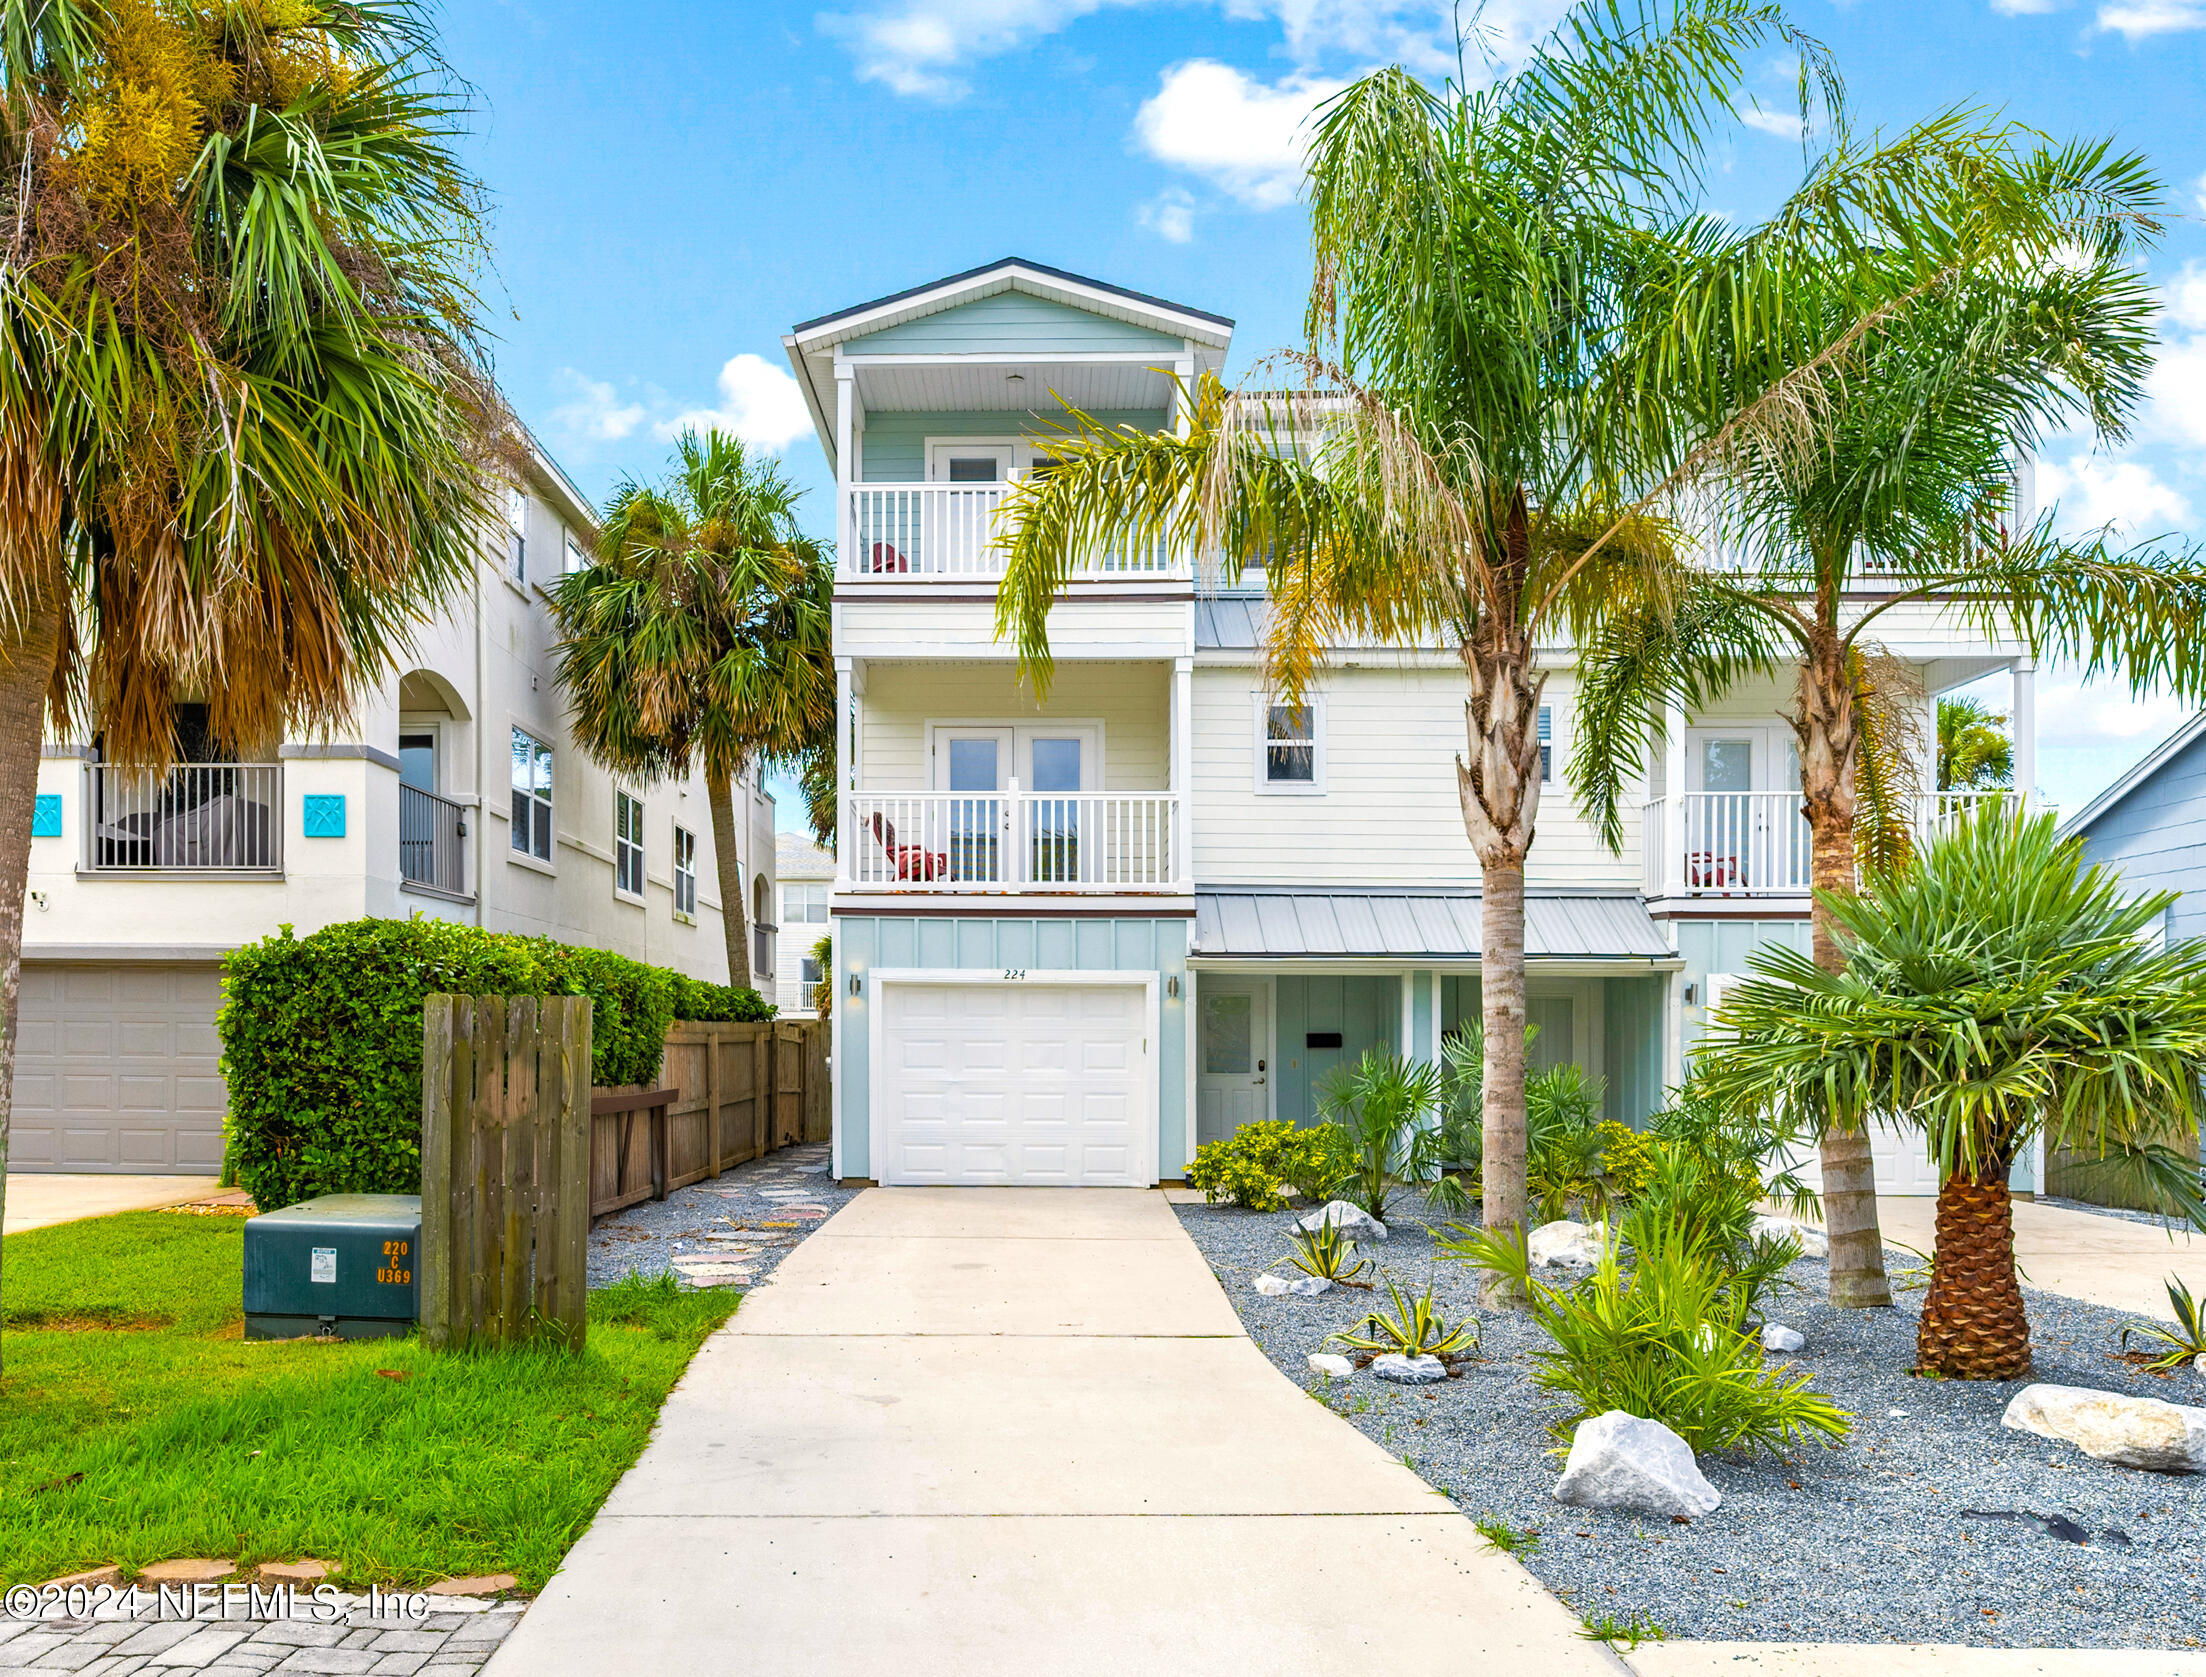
[
  {"left": 399, "top": 784, "right": 469, "bottom": 897},
  {"left": 82, "top": 761, "right": 283, "bottom": 873}
]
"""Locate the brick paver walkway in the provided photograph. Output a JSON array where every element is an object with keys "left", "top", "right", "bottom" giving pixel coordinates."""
[{"left": 0, "top": 1594, "right": 520, "bottom": 1674}]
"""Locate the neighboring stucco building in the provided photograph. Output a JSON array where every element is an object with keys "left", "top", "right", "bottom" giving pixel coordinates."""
[
  {"left": 788, "top": 256, "right": 2044, "bottom": 1193},
  {"left": 776, "top": 833, "right": 833, "bottom": 1014},
  {"left": 14, "top": 437, "right": 778, "bottom": 1175}
]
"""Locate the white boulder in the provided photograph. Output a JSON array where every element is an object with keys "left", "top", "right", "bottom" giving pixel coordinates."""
[
  {"left": 1251, "top": 1274, "right": 1291, "bottom": 1296},
  {"left": 1307, "top": 1353, "right": 1355, "bottom": 1379},
  {"left": 1286, "top": 1275, "right": 1334, "bottom": 1297},
  {"left": 1761, "top": 1323, "right": 1806, "bottom": 1354},
  {"left": 1371, "top": 1353, "right": 1448, "bottom": 1385},
  {"left": 2002, "top": 1384, "right": 2206, "bottom": 1474},
  {"left": 1300, "top": 1199, "right": 1388, "bottom": 1241},
  {"left": 1553, "top": 1411, "right": 1722, "bottom": 1519},
  {"left": 1528, "top": 1220, "right": 1607, "bottom": 1268},
  {"left": 1750, "top": 1215, "right": 1828, "bottom": 1259}
]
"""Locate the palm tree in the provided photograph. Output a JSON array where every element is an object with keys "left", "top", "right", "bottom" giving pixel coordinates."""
[
  {"left": 1937, "top": 696, "right": 2013, "bottom": 792},
  {"left": 1696, "top": 809, "right": 2206, "bottom": 1378},
  {"left": 0, "top": 0, "right": 496, "bottom": 1372},
  {"left": 1569, "top": 136, "right": 2206, "bottom": 1306},
  {"left": 549, "top": 429, "right": 834, "bottom": 989}
]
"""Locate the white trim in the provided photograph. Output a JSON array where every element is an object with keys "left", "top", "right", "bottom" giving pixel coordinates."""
[
  {"left": 923, "top": 719, "right": 1106, "bottom": 792},
  {"left": 866, "top": 967, "right": 1162, "bottom": 1187},
  {"left": 851, "top": 350, "right": 1191, "bottom": 368},
  {"left": 1252, "top": 693, "right": 1326, "bottom": 795},
  {"left": 789, "top": 264, "right": 1232, "bottom": 354}
]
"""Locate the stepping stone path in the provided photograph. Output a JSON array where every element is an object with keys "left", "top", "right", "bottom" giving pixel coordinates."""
[{"left": 587, "top": 1141, "right": 855, "bottom": 1293}]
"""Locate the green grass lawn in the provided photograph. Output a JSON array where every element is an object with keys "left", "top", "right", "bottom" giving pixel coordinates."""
[{"left": 1, "top": 1211, "right": 733, "bottom": 1590}]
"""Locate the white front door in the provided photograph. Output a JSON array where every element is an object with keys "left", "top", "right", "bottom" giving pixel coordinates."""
[
  {"left": 876, "top": 980, "right": 1150, "bottom": 1186},
  {"left": 1197, "top": 980, "right": 1270, "bottom": 1146}
]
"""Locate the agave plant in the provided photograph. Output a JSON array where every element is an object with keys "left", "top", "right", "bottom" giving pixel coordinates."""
[
  {"left": 1332, "top": 1278, "right": 1479, "bottom": 1360},
  {"left": 2120, "top": 1278, "right": 2206, "bottom": 1374},
  {"left": 1283, "top": 1221, "right": 1373, "bottom": 1288}
]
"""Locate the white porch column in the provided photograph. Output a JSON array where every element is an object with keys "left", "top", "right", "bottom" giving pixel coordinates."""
[
  {"left": 833, "top": 363, "right": 855, "bottom": 577},
  {"left": 2011, "top": 658, "right": 2037, "bottom": 811},
  {"left": 1171, "top": 656, "right": 1193, "bottom": 891},
  {"left": 1662, "top": 699, "right": 1689, "bottom": 896},
  {"left": 834, "top": 657, "right": 854, "bottom": 891}
]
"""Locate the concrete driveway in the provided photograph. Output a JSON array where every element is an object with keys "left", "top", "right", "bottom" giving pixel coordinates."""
[
  {"left": 488, "top": 1187, "right": 1616, "bottom": 1676},
  {"left": 1872, "top": 1195, "right": 2205, "bottom": 1321},
  {"left": 1, "top": 1174, "right": 223, "bottom": 1236}
]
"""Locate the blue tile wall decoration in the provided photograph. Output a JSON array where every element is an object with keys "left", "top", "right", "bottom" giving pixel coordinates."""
[
  {"left": 31, "top": 793, "right": 61, "bottom": 838},
  {"left": 302, "top": 794, "right": 347, "bottom": 838}
]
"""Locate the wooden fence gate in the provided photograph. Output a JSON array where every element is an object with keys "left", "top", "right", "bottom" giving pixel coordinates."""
[{"left": 420, "top": 994, "right": 593, "bottom": 1352}]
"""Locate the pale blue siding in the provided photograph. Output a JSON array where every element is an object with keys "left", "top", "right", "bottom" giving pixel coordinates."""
[
  {"left": 846, "top": 291, "right": 1183, "bottom": 356},
  {"left": 834, "top": 915, "right": 1189, "bottom": 1180},
  {"left": 2076, "top": 729, "right": 2206, "bottom": 947},
  {"left": 1601, "top": 975, "right": 1667, "bottom": 1127},
  {"left": 860, "top": 409, "right": 1168, "bottom": 482},
  {"left": 1676, "top": 919, "right": 1811, "bottom": 1058}
]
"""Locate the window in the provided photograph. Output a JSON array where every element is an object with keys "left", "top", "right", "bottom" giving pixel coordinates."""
[
  {"left": 782, "top": 882, "right": 828, "bottom": 926},
  {"left": 752, "top": 875, "right": 773, "bottom": 980},
  {"left": 615, "top": 790, "right": 645, "bottom": 899},
  {"left": 509, "top": 728, "right": 552, "bottom": 861},
  {"left": 1538, "top": 705, "right": 1553, "bottom": 783},
  {"left": 504, "top": 489, "right": 528, "bottom": 585},
  {"left": 565, "top": 534, "right": 589, "bottom": 575},
  {"left": 799, "top": 953, "right": 823, "bottom": 987},
  {"left": 673, "top": 825, "right": 697, "bottom": 918},
  {"left": 1256, "top": 697, "right": 1324, "bottom": 793}
]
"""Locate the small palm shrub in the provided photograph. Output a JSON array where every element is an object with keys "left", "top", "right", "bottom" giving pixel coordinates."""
[
  {"left": 1333, "top": 1278, "right": 1479, "bottom": 1359},
  {"left": 1444, "top": 1221, "right": 1849, "bottom": 1455},
  {"left": 2120, "top": 1277, "right": 2206, "bottom": 1372},
  {"left": 1285, "top": 1221, "right": 1372, "bottom": 1286},
  {"left": 1187, "top": 1120, "right": 1349, "bottom": 1212},
  {"left": 1319, "top": 1051, "right": 1453, "bottom": 1221},
  {"left": 1437, "top": 1030, "right": 1640, "bottom": 1220},
  {"left": 1618, "top": 1143, "right": 1800, "bottom": 1325}
]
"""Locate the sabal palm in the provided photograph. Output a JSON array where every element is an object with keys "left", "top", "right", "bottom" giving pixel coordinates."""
[
  {"left": 1697, "top": 810, "right": 2206, "bottom": 1378},
  {"left": 0, "top": 0, "right": 495, "bottom": 1372},
  {"left": 550, "top": 429, "right": 834, "bottom": 990},
  {"left": 1570, "top": 140, "right": 2206, "bottom": 1306},
  {"left": 1000, "top": 0, "right": 1889, "bottom": 1254}
]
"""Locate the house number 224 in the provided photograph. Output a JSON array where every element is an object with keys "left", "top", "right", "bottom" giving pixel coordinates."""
[{"left": 1002, "top": 969, "right": 1026, "bottom": 981}]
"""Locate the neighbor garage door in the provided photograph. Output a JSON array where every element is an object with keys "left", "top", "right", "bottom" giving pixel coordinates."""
[
  {"left": 877, "top": 981, "right": 1149, "bottom": 1186},
  {"left": 11, "top": 963, "right": 227, "bottom": 1173}
]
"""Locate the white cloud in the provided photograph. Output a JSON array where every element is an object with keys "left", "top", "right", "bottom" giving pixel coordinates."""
[
  {"left": 2036, "top": 452, "right": 2192, "bottom": 540},
  {"left": 656, "top": 355, "right": 814, "bottom": 452},
  {"left": 2096, "top": 0, "right": 2206, "bottom": 36},
  {"left": 549, "top": 369, "right": 644, "bottom": 444},
  {"left": 1990, "top": 0, "right": 2063, "bottom": 14},
  {"left": 818, "top": 0, "right": 1124, "bottom": 98},
  {"left": 1133, "top": 60, "right": 1346, "bottom": 209},
  {"left": 1737, "top": 104, "right": 1803, "bottom": 141},
  {"left": 2165, "top": 261, "right": 2206, "bottom": 334},
  {"left": 1138, "top": 187, "right": 1196, "bottom": 243}
]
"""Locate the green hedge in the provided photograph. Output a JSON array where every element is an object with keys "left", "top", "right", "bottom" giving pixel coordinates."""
[{"left": 219, "top": 917, "right": 774, "bottom": 1211}]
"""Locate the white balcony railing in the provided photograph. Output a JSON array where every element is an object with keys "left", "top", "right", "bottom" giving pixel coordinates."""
[
  {"left": 83, "top": 762, "right": 283, "bottom": 873},
  {"left": 844, "top": 483, "right": 1176, "bottom": 579},
  {"left": 846, "top": 789, "right": 1181, "bottom": 892},
  {"left": 1643, "top": 789, "right": 2026, "bottom": 897}
]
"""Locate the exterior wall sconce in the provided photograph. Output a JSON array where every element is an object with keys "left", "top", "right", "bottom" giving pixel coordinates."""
[
  {"left": 1166, "top": 977, "right": 1180, "bottom": 999},
  {"left": 849, "top": 974, "right": 863, "bottom": 997}
]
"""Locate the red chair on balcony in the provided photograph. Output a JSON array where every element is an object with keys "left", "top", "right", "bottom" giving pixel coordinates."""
[
  {"left": 1685, "top": 851, "right": 1743, "bottom": 889},
  {"left": 868, "top": 542, "right": 909, "bottom": 573},
  {"left": 868, "top": 812, "right": 947, "bottom": 881}
]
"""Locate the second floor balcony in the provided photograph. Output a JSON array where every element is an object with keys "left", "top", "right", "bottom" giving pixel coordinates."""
[
  {"left": 83, "top": 761, "right": 283, "bottom": 874},
  {"left": 844, "top": 481, "right": 1178, "bottom": 581},
  {"left": 1642, "top": 789, "right": 2027, "bottom": 900},
  {"left": 847, "top": 788, "right": 1182, "bottom": 894}
]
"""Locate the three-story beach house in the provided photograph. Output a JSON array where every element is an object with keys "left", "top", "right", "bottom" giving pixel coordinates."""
[{"left": 787, "top": 258, "right": 2044, "bottom": 1193}]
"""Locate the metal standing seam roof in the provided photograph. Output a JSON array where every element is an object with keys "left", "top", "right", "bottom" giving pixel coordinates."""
[{"left": 1193, "top": 890, "right": 1674, "bottom": 960}]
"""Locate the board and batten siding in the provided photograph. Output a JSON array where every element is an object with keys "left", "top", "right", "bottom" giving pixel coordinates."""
[
  {"left": 834, "top": 915, "right": 1191, "bottom": 1180},
  {"left": 1189, "top": 664, "right": 1642, "bottom": 889},
  {"left": 860, "top": 409, "right": 1169, "bottom": 482},
  {"left": 843, "top": 292, "right": 1184, "bottom": 357},
  {"left": 856, "top": 661, "right": 1170, "bottom": 790},
  {"left": 836, "top": 597, "right": 1191, "bottom": 662},
  {"left": 2075, "top": 728, "right": 2206, "bottom": 948}
]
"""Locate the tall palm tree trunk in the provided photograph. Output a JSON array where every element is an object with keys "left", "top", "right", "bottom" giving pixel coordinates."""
[
  {"left": 1917, "top": 1159, "right": 2031, "bottom": 1379},
  {"left": 1797, "top": 629, "right": 1892, "bottom": 1308},
  {"left": 0, "top": 588, "right": 66, "bottom": 1382},
  {"left": 705, "top": 761, "right": 753, "bottom": 991}
]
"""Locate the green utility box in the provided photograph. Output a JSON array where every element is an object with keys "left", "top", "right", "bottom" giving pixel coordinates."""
[{"left": 243, "top": 1194, "right": 421, "bottom": 1341}]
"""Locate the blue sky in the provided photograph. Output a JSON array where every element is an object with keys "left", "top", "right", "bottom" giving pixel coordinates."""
[{"left": 444, "top": 0, "right": 2206, "bottom": 828}]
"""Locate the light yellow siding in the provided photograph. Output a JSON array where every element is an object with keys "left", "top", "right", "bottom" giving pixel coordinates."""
[{"left": 858, "top": 661, "right": 1172, "bottom": 791}]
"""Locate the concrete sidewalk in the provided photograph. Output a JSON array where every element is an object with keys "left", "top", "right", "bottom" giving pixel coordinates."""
[
  {"left": 487, "top": 1187, "right": 1616, "bottom": 1677},
  {"left": 1873, "top": 1195, "right": 2206, "bottom": 1321},
  {"left": 2, "top": 1174, "right": 222, "bottom": 1236}
]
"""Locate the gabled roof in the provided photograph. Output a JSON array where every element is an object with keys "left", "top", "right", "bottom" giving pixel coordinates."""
[
  {"left": 788, "top": 256, "right": 1233, "bottom": 345},
  {"left": 2061, "top": 710, "right": 2206, "bottom": 838}
]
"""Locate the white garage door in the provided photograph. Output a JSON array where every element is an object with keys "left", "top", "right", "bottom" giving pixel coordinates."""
[
  {"left": 878, "top": 981, "right": 1149, "bottom": 1186},
  {"left": 11, "top": 963, "right": 228, "bottom": 1173}
]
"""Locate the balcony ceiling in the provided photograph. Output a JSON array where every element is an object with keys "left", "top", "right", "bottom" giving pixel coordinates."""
[{"left": 854, "top": 358, "right": 1180, "bottom": 417}]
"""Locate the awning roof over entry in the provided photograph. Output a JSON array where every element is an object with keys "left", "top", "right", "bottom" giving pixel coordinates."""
[{"left": 1192, "top": 889, "right": 1674, "bottom": 962}]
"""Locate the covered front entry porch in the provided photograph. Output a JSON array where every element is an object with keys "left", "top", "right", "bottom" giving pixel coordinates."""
[{"left": 1185, "top": 888, "right": 1682, "bottom": 1157}]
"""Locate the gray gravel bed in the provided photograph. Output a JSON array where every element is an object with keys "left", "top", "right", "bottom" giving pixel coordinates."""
[
  {"left": 586, "top": 1141, "right": 856, "bottom": 1291},
  {"left": 1175, "top": 1198, "right": 2206, "bottom": 1649},
  {"left": 2038, "top": 1194, "right": 2201, "bottom": 1233}
]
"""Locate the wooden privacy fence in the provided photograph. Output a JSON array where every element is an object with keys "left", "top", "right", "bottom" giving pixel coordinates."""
[
  {"left": 588, "top": 1018, "right": 830, "bottom": 1219},
  {"left": 421, "top": 994, "right": 593, "bottom": 1353}
]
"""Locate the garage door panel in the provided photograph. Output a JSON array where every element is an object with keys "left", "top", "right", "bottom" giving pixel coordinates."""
[
  {"left": 15, "top": 963, "right": 226, "bottom": 1174},
  {"left": 880, "top": 980, "right": 1150, "bottom": 1187}
]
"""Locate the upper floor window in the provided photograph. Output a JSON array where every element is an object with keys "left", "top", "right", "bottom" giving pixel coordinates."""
[
  {"left": 510, "top": 728, "right": 552, "bottom": 861},
  {"left": 752, "top": 875, "right": 773, "bottom": 981},
  {"left": 1256, "top": 697, "right": 1324, "bottom": 794},
  {"left": 673, "top": 824, "right": 697, "bottom": 918},
  {"left": 505, "top": 488, "right": 528, "bottom": 584},
  {"left": 783, "top": 882, "right": 828, "bottom": 927},
  {"left": 615, "top": 790, "right": 645, "bottom": 899},
  {"left": 1539, "top": 705, "right": 1554, "bottom": 784},
  {"left": 799, "top": 951, "right": 823, "bottom": 988}
]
